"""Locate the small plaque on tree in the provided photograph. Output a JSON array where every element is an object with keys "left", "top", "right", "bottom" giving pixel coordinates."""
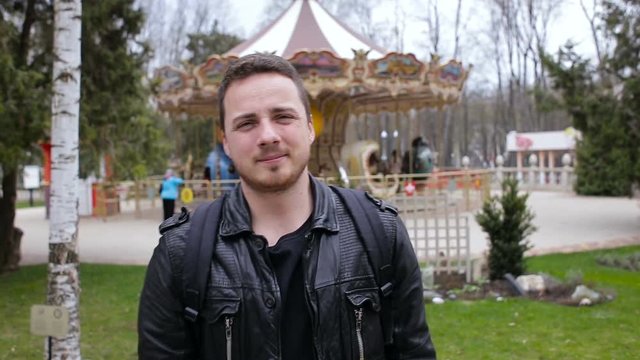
[{"left": 30, "top": 305, "right": 70, "bottom": 338}]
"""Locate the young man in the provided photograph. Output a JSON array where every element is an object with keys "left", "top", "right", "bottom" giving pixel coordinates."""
[{"left": 138, "top": 53, "right": 436, "bottom": 359}]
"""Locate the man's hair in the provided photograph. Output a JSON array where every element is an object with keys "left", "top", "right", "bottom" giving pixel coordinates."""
[{"left": 218, "top": 53, "right": 311, "bottom": 131}]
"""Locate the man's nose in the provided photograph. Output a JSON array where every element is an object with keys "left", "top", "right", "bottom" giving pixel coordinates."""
[{"left": 257, "top": 120, "right": 280, "bottom": 145}]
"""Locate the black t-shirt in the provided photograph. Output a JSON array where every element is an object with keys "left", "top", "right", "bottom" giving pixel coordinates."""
[{"left": 266, "top": 216, "right": 315, "bottom": 360}]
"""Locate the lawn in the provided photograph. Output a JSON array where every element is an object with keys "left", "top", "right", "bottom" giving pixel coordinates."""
[
  {"left": 428, "top": 245, "right": 640, "bottom": 359},
  {"left": 16, "top": 200, "right": 45, "bottom": 209},
  {"left": 0, "top": 264, "right": 145, "bottom": 359},
  {"left": 1, "top": 246, "right": 639, "bottom": 359}
]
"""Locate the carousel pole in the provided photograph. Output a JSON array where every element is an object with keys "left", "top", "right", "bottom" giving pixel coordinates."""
[{"left": 394, "top": 99, "right": 400, "bottom": 158}]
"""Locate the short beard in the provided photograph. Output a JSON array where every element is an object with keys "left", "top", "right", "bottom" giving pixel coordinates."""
[{"left": 238, "top": 157, "right": 309, "bottom": 194}]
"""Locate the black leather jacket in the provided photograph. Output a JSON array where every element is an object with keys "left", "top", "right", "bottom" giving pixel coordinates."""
[{"left": 138, "top": 177, "right": 436, "bottom": 359}]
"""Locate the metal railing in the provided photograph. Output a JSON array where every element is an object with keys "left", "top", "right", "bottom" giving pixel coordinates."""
[
  {"left": 392, "top": 193, "right": 471, "bottom": 281},
  {"left": 89, "top": 164, "right": 574, "bottom": 279}
]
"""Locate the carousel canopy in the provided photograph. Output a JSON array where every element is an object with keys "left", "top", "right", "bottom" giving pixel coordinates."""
[
  {"left": 154, "top": 0, "right": 471, "bottom": 117},
  {"left": 225, "top": 0, "right": 387, "bottom": 59}
]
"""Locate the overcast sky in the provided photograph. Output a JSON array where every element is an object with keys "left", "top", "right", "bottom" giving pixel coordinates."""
[
  {"left": 222, "top": 0, "right": 597, "bottom": 90},
  {"left": 227, "top": 0, "right": 595, "bottom": 59},
  {"left": 149, "top": 0, "right": 597, "bottom": 90}
]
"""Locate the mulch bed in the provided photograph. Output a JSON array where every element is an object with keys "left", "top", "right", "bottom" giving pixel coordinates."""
[{"left": 431, "top": 273, "right": 615, "bottom": 306}]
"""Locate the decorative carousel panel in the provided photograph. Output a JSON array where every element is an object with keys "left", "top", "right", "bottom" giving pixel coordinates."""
[
  {"left": 289, "top": 51, "right": 349, "bottom": 79},
  {"left": 195, "top": 55, "right": 239, "bottom": 87},
  {"left": 155, "top": 66, "right": 193, "bottom": 93},
  {"left": 369, "top": 53, "right": 424, "bottom": 80},
  {"left": 351, "top": 49, "right": 371, "bottom": 83},
  {"left": 435, "top": 60, "right": 467, "bottom": 87}
]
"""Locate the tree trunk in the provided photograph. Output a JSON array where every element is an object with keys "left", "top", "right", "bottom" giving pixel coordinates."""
[
  {"left": 442, "top": 108, "right": 453, "bottom": 166},
  {"left": 0, "top": 169, "right": 21, "bottom": 273},
  {"left": 47, "top": 0, "right": 82, "bottom": 358}
]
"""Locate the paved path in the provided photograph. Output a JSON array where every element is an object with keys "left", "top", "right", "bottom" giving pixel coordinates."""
[
  {"left": 470, "top": 191, "right": 640, "bottom": 256},
  {"left": 15, "top": 191, "right": 640, "bottom": 266}
]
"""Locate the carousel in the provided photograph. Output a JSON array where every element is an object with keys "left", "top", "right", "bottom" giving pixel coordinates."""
[{"left": 154, "top": 0, "right": 471, "bottom": 197}]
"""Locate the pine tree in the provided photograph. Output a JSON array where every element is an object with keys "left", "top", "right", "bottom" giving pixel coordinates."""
[
  {"left": 475, "top": 178, "right": 536, "bottom": 280},
  {"left": 0, "top": 0, "right": 52, "bottom": 273},
  {"left": 542, "top": 1, "right": 640, "bottom": 196},
  {"left": 0, "top": 0, "right": 170, "bottom": 273},
  {"left": 185, "top": 20, "right": 243, "bottom": 65},
  {"left": 80, "top": 0, "right": 170, "bottom": 180}
]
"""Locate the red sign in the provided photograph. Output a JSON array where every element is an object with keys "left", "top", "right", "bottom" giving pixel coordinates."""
[
  {"left": 404, "top": 180, "right": 416, "bottom": 196},
  {"left": 516, "top": 135, "right": 533, "bottom": 150}
]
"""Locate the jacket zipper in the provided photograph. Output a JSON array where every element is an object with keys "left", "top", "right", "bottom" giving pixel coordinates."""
[
  {"left": 303, "top": 232, "right": 321, "bottom": 359},
  {"left": 225, "top": 316, "right": 233, "bottom": 360},
  {"left": 355, "top": 308, "right": 364, "bottom": 360}
]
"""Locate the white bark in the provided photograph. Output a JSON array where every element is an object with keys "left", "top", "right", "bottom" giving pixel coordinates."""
[{"left": 48, "top": 0, "right": 82, "bottom": 359}]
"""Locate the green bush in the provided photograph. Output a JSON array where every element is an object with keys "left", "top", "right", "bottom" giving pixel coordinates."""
[{"left": 475, "top": 178, "right": 537, "bottom": 280}]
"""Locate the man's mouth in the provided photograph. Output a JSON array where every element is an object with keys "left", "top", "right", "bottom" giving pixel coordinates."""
[{"left": 258, "top": 153, "right": 287, "bottom": 163}]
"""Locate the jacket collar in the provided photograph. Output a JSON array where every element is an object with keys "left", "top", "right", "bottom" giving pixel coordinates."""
[{"left": 218, "top": 174, "right": 339, "bottom": 238}]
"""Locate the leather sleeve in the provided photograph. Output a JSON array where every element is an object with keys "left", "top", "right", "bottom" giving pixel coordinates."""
[
  {"left": 138, "top": 234, "right": 195, "bottom": 359},
  {"left": 387, "top": 217, "right": 437, "bottom": 359}
]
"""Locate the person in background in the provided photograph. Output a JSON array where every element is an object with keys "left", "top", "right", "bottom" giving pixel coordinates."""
[
  {"left": 159, "top": 169, "right": 183, "bottom": 220},
  {"left": 390, "top": 149, "right": 402, "bottom": 174}
]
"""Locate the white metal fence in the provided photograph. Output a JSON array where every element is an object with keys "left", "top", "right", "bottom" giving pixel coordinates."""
[{"left": 390, "top": 193, "right": 471, "bottom": 281}]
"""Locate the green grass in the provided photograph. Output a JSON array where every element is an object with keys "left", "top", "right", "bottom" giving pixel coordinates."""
[
  {"left": 1, "top": 246, "right": 639, "bottom": 359},
  {"left": 428, "top": 245, "right": 640, "bottom": 359},
  {"left": 16, "top": 200, "right": 45, "bottom": 209},
  {"left": 0, "top": 264, "right": 146, "bottom": 359}
]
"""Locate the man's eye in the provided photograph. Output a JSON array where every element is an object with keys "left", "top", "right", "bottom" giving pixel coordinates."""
[
  {"left": 276, "top": 114, "right": 295, "bottom": 121},
  {"left": 236, "top": 121, "right": 255, "bottom": 130}
]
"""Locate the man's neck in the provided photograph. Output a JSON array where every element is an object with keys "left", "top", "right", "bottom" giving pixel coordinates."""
[{"left": 242, "top": 172, "right": 314, "bottom": 246}]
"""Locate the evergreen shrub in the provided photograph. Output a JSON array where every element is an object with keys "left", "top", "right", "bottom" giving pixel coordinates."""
[{"left": 475, "top": 178, "right": 537, "bottom": 280}]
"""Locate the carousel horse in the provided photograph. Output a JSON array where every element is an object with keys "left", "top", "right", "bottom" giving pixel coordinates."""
[
  {"left": 402, "top": 136, "right": 434, "bottom": 175},
  {"left": 340, "top": 140, "right": 399, "bottom": 199}
]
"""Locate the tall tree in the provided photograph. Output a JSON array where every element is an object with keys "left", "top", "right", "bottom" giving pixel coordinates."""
[
  {"left": 48, "top": 1, "right": 82, "bottom": 357},
  {"left": 543, "top": 0, "right": 639, "bottom": 196},
  {"left": 579, "top": 0, "right": 608, "bottom": 71},
  {"left": 258, "top": 0, "right": 293, "bottom": 30},
  {"left": 185, "top": 20, "right": 243, "bottom": 65},
  {"left": 0, "top": 0, "right": 52, "bottom": 273},
  {"left": 138, "top": 0, "right": 235, "bottom": 68},
  {"left": 415, "top": 0, "right": 441, "bottom": 55},
  {"left": 442, "top": 0, "right": 464, "bottom": 166},
  {"left": 322, "top": 0, "right": 389, "bottom": 48},
  {"left": 80, "top": 0, "right": 169, "bottom": 180},
  {"left": 1, "top": 0, "right": 170, "bottom": 274}
]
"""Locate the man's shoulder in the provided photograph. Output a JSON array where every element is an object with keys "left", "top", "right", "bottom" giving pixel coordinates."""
[
  {"left": 362, "top": 191, "right": 398, "bottom": 216},
  {"left": 157, "top": 208, "right": 193, "bottom": 272},
  {"left": 328, "top": 185, "right": 398, "bottom": 216},
  {"left": 159, "top": 207, "right": 192, "bottom": 239}
]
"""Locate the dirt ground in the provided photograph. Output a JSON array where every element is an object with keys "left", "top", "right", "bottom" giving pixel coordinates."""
[{"left": 432, "top": 273, "right": 615, "bottom": 306}]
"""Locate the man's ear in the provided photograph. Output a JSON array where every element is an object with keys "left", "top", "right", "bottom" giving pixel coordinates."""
[
  {"left": 222, "top": 133, "right": 231, "bottom": 158},
  {"left": 308, "top": 117, "right": 316, "bottom": 143}
]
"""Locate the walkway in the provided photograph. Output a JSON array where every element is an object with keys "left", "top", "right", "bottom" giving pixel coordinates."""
[{"left": 15, "top": 191, "right": 640, "bottom": 266}]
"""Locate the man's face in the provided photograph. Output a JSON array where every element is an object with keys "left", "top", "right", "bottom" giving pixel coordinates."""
[{"left": 222, "top": 72, "right": 315, "bottom": 193}]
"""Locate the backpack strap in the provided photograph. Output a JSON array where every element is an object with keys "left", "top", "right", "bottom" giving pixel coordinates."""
[
  {"left": 182, "top": 195, "right": 226, "bottom": 323},
  {"left": 329, "top": 186, "right": 396, "bottom": 345}
]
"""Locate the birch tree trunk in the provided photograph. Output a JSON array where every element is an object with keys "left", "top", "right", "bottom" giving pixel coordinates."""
[{"left": 47, "top": 0, "right": 82, "bottom": 358}]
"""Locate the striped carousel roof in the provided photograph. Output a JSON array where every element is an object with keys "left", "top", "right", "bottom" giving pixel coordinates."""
[{"left": 224, "top": 0, "right": 388, "bottom": 59}]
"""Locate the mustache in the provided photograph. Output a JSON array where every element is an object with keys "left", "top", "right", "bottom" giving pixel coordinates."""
[{"left": 257, "top": 144, "right": 287, "bottom": 160}]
